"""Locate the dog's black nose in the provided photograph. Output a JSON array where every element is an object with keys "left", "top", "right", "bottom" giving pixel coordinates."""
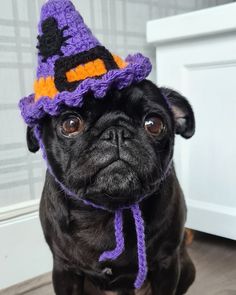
[{"left": 101, "top": 127, "right": 132, "bottom": 145}]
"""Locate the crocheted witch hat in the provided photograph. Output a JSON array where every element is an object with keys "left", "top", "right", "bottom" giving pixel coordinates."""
[{"left": 19, "top": 0, "right": 152, "bottom": 126}]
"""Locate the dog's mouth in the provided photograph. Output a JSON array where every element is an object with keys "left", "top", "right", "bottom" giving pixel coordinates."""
[
  {"left": 95, "top": 159, "right": 136, "bottom": 177},
  {"left": 77, "top": 159, "right": 143, "bottom": 208},
  {"left": 88, "top": 159, "right": 142, "bottom": 194}
]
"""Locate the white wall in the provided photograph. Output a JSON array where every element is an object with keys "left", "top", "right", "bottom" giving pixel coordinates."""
[{"left": 147, "top": 3, "right": 236, "bottom": 240}]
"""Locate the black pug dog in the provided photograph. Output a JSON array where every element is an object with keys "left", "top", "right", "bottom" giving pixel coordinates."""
[{"left": 27, "top": 80, "right": 196, "bottom": 295}]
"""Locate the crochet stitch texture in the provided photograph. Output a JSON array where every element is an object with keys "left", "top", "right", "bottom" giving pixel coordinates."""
[{"left": 19, "top": 0, "right": 152, "bottom": 126}]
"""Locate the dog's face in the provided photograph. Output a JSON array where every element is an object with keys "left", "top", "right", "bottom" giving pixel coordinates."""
[{"left": 27, "top": 80, "right": 195, "bottom": 209}]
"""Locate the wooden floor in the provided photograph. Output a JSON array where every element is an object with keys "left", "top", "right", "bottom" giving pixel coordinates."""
[
  {"left": 187, "top": 232, "right": 236, "bottom": 295},
  {"left": 1, "top": 232, "right": 236, "bottom": 295}
]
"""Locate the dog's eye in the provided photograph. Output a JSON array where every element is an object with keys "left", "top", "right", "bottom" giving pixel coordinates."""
[
  {"left": 61, "top": 116, "right": 85, "bottom": 137},
  {"left": 144, "top": 116, "right": 165, "bottom": 136}
]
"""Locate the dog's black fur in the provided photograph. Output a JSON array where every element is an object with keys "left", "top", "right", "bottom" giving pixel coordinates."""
[{"left": 27, "top": 80, "right": 196, "bottom": 295}]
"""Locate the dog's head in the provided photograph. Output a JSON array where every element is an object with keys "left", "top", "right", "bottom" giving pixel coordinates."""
[{"left": 27, "top": 80, "right": 195, "bottom": 210}]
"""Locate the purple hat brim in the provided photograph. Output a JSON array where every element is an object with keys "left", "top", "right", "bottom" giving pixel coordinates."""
[{"left": 19, "top": 53, "right": 152, "bottom": 126}]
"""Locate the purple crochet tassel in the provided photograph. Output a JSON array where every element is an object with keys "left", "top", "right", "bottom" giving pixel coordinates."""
[
  {"left": 131, "top": 204, "right": 147, "bottom": 289},
  {"left": 99, "top": 210, "right": 124, "bottom": 262},
  {"left": 99, "top": 204, "right": 147, "bottom": 289}
]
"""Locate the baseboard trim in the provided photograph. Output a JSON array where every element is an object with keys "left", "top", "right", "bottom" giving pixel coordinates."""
[
  {"left": 0, "top": 273, "right": 52, "bottom": 295},
  {"left": 186, "top": 199, "right": 236, "bottom": 240}
]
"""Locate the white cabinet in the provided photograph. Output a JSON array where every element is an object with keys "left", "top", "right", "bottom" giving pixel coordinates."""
[{"left": 147, "top": 3, "right": 236, "bottom": 240}]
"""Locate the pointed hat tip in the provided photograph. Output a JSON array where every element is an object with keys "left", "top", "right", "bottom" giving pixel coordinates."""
[{"left": 44, "top": 0, "right": 71, "bottom": 4}]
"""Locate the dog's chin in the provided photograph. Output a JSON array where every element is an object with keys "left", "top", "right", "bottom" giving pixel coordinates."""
[{"left": 78, "top": 160, "right": 144, "bottom": 209}]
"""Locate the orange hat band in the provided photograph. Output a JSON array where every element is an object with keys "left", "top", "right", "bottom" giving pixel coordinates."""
[{"left": 34, "top": 54, "right": 127, "bottom": 102}]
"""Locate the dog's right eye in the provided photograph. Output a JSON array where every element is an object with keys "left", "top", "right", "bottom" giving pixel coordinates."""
[{"left": 60, "top": 116, "right": 85, "bottom": 137}]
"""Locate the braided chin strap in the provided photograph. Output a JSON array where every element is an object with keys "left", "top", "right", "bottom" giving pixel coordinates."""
[
  {"left": 99, "top": 210, "right": 125, "bottom": 262},
  {"left": 34, "top": 124, "right": 173, "bottom": 289},
  {"left": 98, "top": 206, "right": 147, "bottom": 289}
]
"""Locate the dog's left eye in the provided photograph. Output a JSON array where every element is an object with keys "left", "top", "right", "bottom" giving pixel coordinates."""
[
  {"left": 144, "top": 116, "right": 166, "bottom": 137},
  {"left": 60, "top": 116, "right": 85, "bottom": 137}
]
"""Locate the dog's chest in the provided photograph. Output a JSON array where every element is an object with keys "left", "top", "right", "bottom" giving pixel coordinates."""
[{"left": 69, "top": 208, "right": 140, "bottom": 289}]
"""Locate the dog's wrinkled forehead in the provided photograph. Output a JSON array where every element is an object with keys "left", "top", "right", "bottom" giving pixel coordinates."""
[{"left": 78, "top": 80, "right": 172, "bottom": 121}]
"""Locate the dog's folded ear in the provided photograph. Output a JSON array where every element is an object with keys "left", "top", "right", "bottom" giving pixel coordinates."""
[
  {"left": 27, "top": 127, "right": 40, "bottom": 153},
  {"left": 160, "top": 87, "right": 195, "bottom": 139}
]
